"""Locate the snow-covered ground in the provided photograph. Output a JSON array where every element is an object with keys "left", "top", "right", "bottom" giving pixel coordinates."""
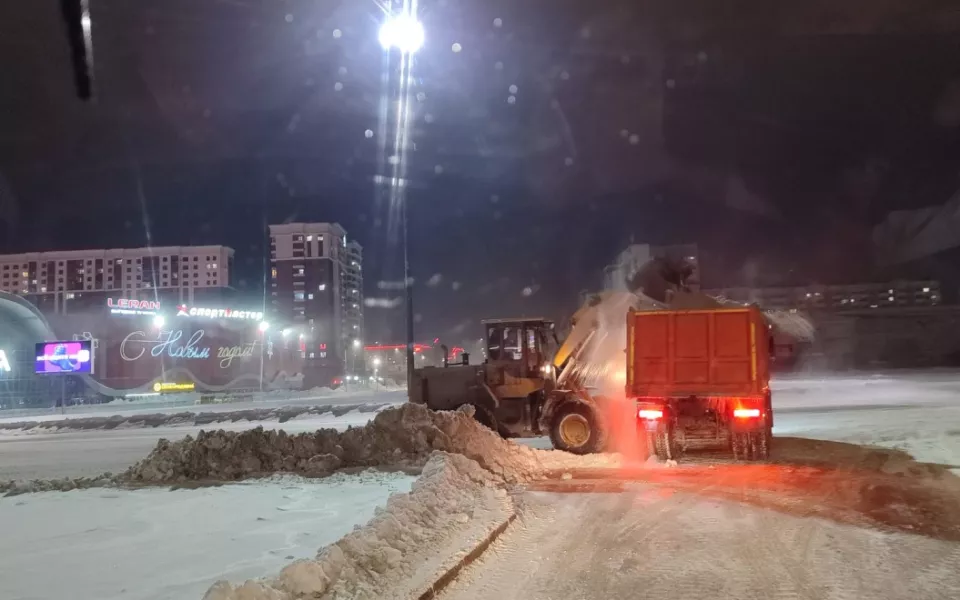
[
  {"left": 438, "top": 486, "right": 960, "bottom": 600},
  {"left": 771, "top": 372, "right": 960, "bottom": 469},
  {"left": 0, "top": 472, "right": 414, "bottom": 600}
]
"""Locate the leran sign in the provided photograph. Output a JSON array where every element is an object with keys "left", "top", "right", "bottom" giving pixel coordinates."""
[
  {"left": 0, "top": 350, "right": 10, "bottom": 373},
  {"left": 107, "top": 298, "right": 160, "bottom": 316},
  {"left": 176, "top": 304, "right": 264, "bottom": 322}
]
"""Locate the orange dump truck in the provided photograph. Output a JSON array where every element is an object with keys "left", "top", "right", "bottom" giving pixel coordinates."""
[{"left": 627, "top": 305, "right": 772, "bottom": 460}]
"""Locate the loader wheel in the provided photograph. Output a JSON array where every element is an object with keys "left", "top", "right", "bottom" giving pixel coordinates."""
[{"left": 549, "top": 403, "right": 603, "bottom": 455}]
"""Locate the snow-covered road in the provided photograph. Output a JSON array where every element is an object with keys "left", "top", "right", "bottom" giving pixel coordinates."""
[
  {"left": 439, "top": 486, "right": 960, "bottom": 600},
  {"left": 0, "top": 472, "right": 414, "bottom": 600}
]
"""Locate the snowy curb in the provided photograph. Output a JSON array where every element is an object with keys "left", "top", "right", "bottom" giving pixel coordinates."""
[
  {"left": 417, "top": 510, "right": 518, "bottom": 600},
  {"left": 202, "top": 451, "right": 518, "bottom": 600}
]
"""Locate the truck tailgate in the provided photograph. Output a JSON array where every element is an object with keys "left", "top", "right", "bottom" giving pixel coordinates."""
[{"left": 626, "top": 307, "right": 768, "bottom": 398}]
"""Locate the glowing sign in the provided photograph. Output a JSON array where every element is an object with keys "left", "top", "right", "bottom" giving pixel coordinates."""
[
  {"left": 153, "top": 381, "right": 196, "bottom": 393},
  {"left": 107, "top": 298, "right": 160, "bottom": 316},
  {"left": 217, "top": 342, "right": 257, "bottom": 368},
  {"left": 176, "top": 305, "right": 264, "bottom": 321},
  {"left": 0, "top": 350, "right": 10, "bottom": 373},
  {"left": 120, "top": 330, "right": 211, "bottom": 361},
  {"left": 34, "top": 341, "right": 94, "bottom": 374}
]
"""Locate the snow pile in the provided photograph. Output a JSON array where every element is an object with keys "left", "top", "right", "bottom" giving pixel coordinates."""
[
  {"left": 204, "top": 452, "right": 511, "bottom": 600},
  {"left": 186, "top": 404, "right": 619, "bottom": 599},
  {"left": 123, "top": 403, "right": 617, "bottom": 485}
]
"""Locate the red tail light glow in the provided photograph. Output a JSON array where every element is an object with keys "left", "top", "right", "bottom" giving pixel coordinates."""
[
  {"left": 733, "top": 408, "right": 761, "bottom": 418},
  {"left": 638, "top": 409, "right": 663, "bottom": 420}
]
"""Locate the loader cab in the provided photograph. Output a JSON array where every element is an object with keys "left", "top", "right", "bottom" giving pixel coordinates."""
[{"left": 482, "top": 318, "right": 557, "bottom": 380}]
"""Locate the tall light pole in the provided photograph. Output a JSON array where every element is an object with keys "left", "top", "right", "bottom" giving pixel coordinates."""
[
  {"left": 258, "top": 320, "right": 270, "bottom": 392},
  {"left": 379, "top": 8, "right": 423, "bottom": 389}
]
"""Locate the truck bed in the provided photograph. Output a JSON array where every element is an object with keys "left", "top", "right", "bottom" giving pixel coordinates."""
[{"left": 626, "top": 306, "right": 770, "bottom": 399}]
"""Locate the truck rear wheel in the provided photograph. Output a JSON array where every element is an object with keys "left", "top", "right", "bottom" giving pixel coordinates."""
[
  {"left": 754, "top": 428, "right": 771, "bottom": 460},
  {"left": 732, "top": 432, "right": 752, "bottom": 460},
  {"left": 731, "top": 430, "right": 770, "bottom": 461},
  {"left": 646, "top": 427, "right": 678, "bottom": 461},
  {"left": 549, "top": 403, "right": 603, "bottom": 455}
]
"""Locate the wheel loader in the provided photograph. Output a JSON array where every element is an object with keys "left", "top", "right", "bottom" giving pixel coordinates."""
[{"left": 408, "top": 293, "right": 638, "bottom": 454}]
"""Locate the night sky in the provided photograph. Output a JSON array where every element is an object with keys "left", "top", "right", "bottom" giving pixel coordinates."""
[{"left": 1, "top": 0, "right": 960, "bottom": 342}]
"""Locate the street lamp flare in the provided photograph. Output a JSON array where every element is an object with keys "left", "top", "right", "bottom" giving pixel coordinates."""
[{"left": 378, "top": 14, "right": 424, "bottom": 54}]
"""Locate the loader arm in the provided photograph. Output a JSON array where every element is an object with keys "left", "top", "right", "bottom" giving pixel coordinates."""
[{"left": 552, "top": 291, "right": 649, "bottom": 387}]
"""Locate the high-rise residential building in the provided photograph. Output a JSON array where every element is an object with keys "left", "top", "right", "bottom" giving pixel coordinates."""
[
  {"left": 0, "top": 246, "right": 234, "bottom": 315},
  {"left": 343, "top": 240, "right": 364, "bottom": 344},
  {"left": 268, "top": 223, "right": 363, "bottom": 376}
]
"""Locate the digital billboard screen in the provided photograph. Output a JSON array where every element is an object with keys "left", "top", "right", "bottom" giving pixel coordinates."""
[{"left": 34, "top": 341, "right": 94, "bottom": 374}]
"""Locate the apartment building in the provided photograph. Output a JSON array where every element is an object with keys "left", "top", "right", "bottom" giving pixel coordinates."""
[
  {"left": 268, "top": 223, "right": 364, "bottom": 373},
  {"left": 703, "top": 280, "right": 941, "bottom": 311},
  {"left": 0, "top": 246, "right": 234, "bottom": 315}
]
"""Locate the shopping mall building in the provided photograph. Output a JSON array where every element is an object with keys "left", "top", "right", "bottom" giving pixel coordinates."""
[{"left": 0, "top": 290, "right": 311, "bottom": 408}]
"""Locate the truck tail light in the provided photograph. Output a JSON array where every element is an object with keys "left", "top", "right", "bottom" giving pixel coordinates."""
[
  {"left": 733, "top": 408, "right": 761, "bottom": 419},
  {"left": 638, "top": 409, "right": 663, "bottom": 420}
]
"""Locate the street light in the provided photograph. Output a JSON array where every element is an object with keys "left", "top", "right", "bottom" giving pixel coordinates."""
[
  {"left": 379, "top": 9, "right": 422, "bottom": 391},
  {"left": 378, "top": 14, "right": 424, "bottom": 54},
  {"left": 152, "top": 315, "right": 165, "bottom": 329}
]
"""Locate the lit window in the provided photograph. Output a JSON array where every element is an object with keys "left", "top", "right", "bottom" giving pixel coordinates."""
[
  {"left": 923, "top": 287, "right": 930, "bottom": 293},
  {"left": 294, "top": 291, "right": 305, "bottom": 301},
  {"left": 307, "top": 235, "right": 313, "bottom": 241},
  {"left": 307, "top": 293, "right": 314, "bottom": 299},
  {"left": 888, "top": 296, "right": 894, "bottom": 301},
  {"left": 318, "top": 284, "right": 326, "bottom": 291}
]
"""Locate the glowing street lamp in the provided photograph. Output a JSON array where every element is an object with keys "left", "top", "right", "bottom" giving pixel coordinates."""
[
  {"left": 378, "top": 5, "right": 422, "bottom": 390},
  {"left": 378, "top": 14, "right": 424, "bottom": 54},
  {"left": 258, "top": 321, "right": 270, "bottom": 333},
  {"left": 152, "top": 315, "right": 165, "bottom": 329}
]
